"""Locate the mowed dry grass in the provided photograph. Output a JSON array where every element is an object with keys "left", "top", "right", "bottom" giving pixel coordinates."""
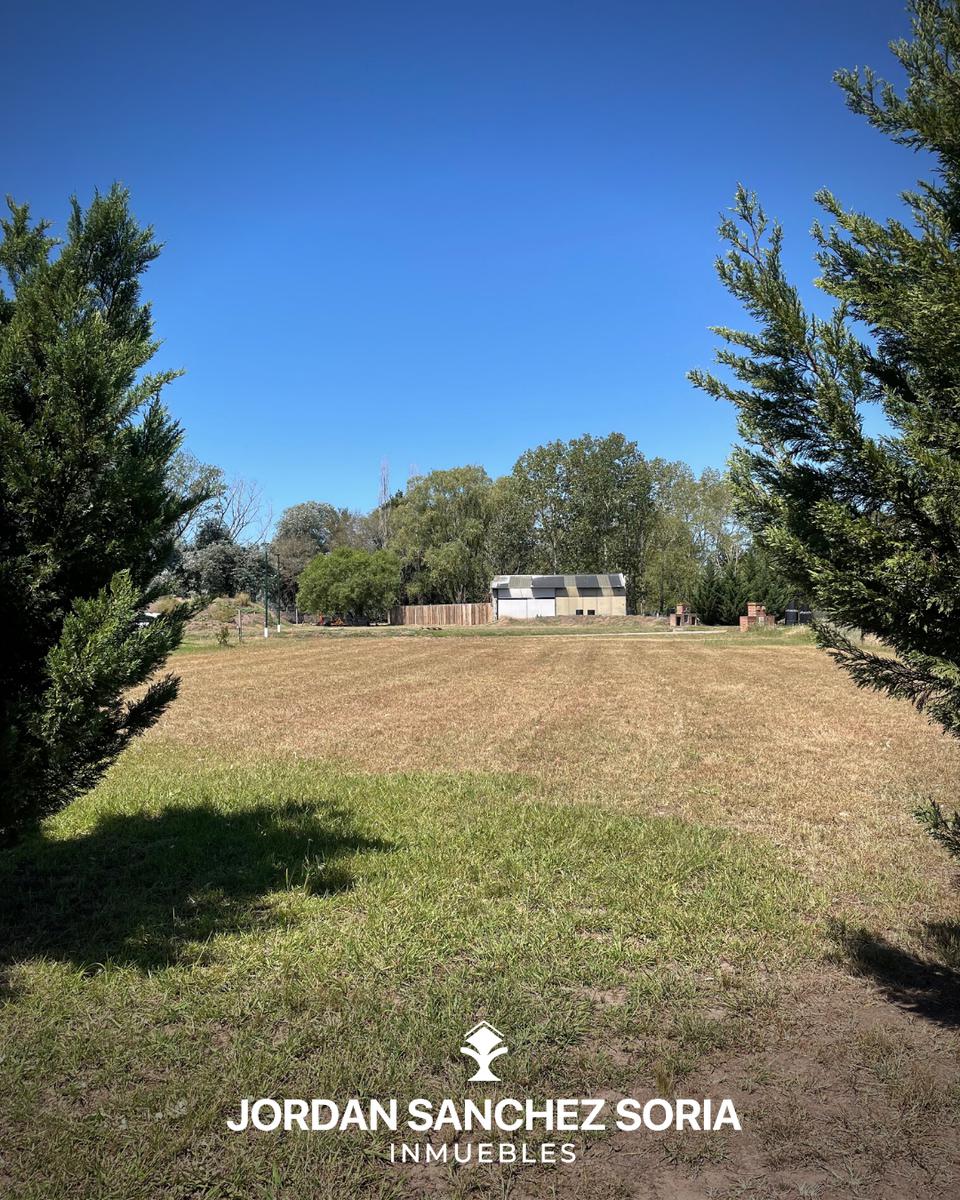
[
  {"left": 6, "top": 632, "right": 955, "bottom": 1199},
  {"left": 155, "top": 633, "right": 959, "bottom": 931},
  {"left": 152, "top": 633, "right": 960, "bottom": 1195}
]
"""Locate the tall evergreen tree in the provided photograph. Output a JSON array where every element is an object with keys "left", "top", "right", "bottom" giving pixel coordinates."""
[
  {"left": 691, "top": 547, "right": 792, "bottom": 626},
  {"left": 691, "top": 1, "right": 960, "bottom": 850},
  {"left": 691, "top": 560, "right": 724, "bottom": 625},
  {"left": 0, "top": 188, "right": 203, "bottom": 840}
]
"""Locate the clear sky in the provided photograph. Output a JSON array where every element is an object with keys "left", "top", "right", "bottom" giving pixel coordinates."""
[{"left": 8, "top": 0, "right": 915, "bottom": 516}]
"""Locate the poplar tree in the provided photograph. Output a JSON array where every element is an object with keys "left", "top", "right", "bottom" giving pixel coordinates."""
[
  {"left": 0, "top": 188, "right": 203, "bottom": 840},
  {"left": 691, "top": 0, "right": 960, "bottom": 853}
]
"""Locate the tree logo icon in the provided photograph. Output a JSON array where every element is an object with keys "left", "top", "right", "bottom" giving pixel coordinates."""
[{"left": 460, "top": 1021, "right": 508, "bottom": 1082}]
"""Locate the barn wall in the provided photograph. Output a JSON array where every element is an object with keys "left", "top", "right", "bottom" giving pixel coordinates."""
[{"left": 555, "top": 594, "right": 626, "bottom": 617}]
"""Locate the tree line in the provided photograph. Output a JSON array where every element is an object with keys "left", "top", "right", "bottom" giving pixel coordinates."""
[{"left": 160, "top": 432, "right": 797, "bottom": 623}]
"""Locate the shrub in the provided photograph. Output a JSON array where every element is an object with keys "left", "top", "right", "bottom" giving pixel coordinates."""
[{"left": 298, "top": 548, "right": 401, "bottom": 623}]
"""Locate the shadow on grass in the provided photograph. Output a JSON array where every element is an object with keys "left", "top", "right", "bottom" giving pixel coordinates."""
[
  {"left": 0, "top": 800, "right": 391, "bottom": 975},
  {"left": 830, "top": 919, "right": 960, "bottom": 1028}
]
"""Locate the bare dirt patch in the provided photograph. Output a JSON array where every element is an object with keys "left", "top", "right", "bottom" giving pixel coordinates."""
[{"left": 396, "top": 970, "right": 960, "bottom": 1200}]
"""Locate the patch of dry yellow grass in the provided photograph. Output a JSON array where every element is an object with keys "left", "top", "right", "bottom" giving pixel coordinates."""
[{"left": 153, "top": 636, "right": 959, "bottom": 934}]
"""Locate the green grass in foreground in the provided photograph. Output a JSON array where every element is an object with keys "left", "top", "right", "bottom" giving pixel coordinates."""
[{"left": 0, "top": 748, "right": 818, "bottom": 1199}]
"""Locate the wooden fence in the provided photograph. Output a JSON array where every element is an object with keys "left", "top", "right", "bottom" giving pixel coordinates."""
[{"left": 390, "top": 602, "right": 492, "bottom": 627}]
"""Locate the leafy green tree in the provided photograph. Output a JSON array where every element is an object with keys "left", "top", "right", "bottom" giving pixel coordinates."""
[
  {"left": 272, "top": 502, "right": 330, "bottom": 613},
  {"left": 644, "top": 460, "right": 699, "bottom": 612},
  {"left": 497, "top": 433, "right": 656, "bottom": 610},
  {"left": 273, "top": 500, "right": 377, "bottom": 611},
  {"left": 164, "top": 517, "right": 264, "bottom": 600},
  {"left": 690, "top": 467, "right": 747, "bottom": 566},
  {"left": 643, "top": 462, "right": 747, "bottom": 613},
  {"left": 183, "top": 540, "right": 263, "bottom": 599},
  {"left": 564, "top": 434, "right": 655, "bottom": 601},
  {"left": 166, "top": 451, "right": 226, "bottom": 539},
  {"left": 390, "top": 467, "right": 495, "bottom": 603},
  {"left": 274, "top": 501, "right": 337, "bottom": 551},
  {"left": 0, "top": 188, "right": 203, "bottom": 839},
  {"left": 331, "top": 510, "right": 378, "bottom": 552},
  {"left": 298, "top": 547, "right": 401, "bottom": 622},
  {"left": 271, "top": 533, "right": 317, "bottom": 613},
  {"left": 275, "top": 500, "right": 375, "bottom": 554},
  {"left": 498, "top": 441, "right": 568, "bottom": 574},
  {"left": 691, "top": 1, "right": 960, "bottom": 850},
  {"left": 192, "top": 517, "right": 231, "bottom": 550},
  {"left": 486, "top": 474, "right": 536, "bottom": 574}
]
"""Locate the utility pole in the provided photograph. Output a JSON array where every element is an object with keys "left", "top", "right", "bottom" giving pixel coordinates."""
[
  {"left": 276, "top": 550, "right": 282, "bottom": 633},
  {"left": 263, "top": 545, "right": 269, "bottom": 638}
]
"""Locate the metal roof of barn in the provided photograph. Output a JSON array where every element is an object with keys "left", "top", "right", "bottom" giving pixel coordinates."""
[{"left": 491, "top": 573, "right": 626, "bottom": 589}]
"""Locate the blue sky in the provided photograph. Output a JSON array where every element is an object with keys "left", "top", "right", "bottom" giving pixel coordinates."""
[{"left": 8, "top": 0, "right": 915, "bottom": 516}]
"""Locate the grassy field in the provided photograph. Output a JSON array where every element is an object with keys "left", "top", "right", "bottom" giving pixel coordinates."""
[{"left": 1, "top": 630, "right": 959, "bottom": 1198}]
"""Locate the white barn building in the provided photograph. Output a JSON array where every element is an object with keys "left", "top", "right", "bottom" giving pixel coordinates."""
[{"left": 491, "top": 573, "right": 627, "bottom": 620}]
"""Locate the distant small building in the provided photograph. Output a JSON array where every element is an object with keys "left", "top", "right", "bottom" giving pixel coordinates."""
[
  {"left": 669, "top": 602, "right": 698, "bottom": 628},
  {"left": 740, "top": 601, "right": 776, "bottom": 631},
  {"left": 491, "top": 574, "right": 627, "bottom": 619}
]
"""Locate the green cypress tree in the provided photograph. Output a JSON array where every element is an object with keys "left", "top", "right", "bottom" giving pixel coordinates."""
[
  {"left": 717, "top": 557, "right": 748, "bottom": 627},
  {"left": 737, "top": 546, "right": 794, "bottom": 621},
  {"left": 691, "top": 560, "right": 723, "bottom": 624},
  {"left": 690, "top": 0, "right": 960, "bottom": 853},
  {"left": 0, "top": 188, "right": 205, "bottom": 840}
]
